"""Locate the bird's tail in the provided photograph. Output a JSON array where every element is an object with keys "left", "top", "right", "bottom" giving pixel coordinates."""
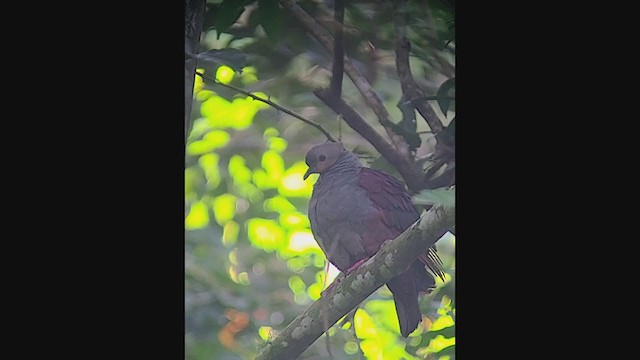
[{"left": 387, "top": 261, "right": 435, "bottom": 337}]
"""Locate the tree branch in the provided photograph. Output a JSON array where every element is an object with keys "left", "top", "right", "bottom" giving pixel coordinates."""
[
  {"left": 280, "top": 0, "right": 410, "bottom": 156},
  {"left": 196, "top": 72, "right": 337, "bottom": 142},
  {"left": 185, "top": 0, "right": 206, "bottom": 142},
  {"left": 329, "top": 0, "right": 344, "bottom": 98},
  {"left": 255, "top": 205, "right": 455, "bottom": 360},
  {"left": 392, "top": 0, "right": 444, "bottom": 134},
  {"left": 315, "top": 89, "right": 424, "bottom": 192}
]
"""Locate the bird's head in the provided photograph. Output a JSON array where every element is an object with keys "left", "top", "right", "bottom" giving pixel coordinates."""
[{"left": 303, "top": 142, "right": 345, "bottom": 180}]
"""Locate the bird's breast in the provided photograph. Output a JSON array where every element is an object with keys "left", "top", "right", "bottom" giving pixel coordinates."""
[{"left": 312, "top": 182, "right": 375, "bottom": 228}]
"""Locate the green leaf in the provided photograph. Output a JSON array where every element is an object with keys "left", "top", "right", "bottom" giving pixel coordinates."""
[
  {"left": 197, "top": 49, "right": 248, "bottom": 72},
  {"left": 412, "top": 187, "right": 455, "bottom": 207},
  {"left": 258, "top": 0, "right": 283, "bottom": 43},
  {"left": 436, "top": 77, "right": 455, "bottom": 117},
  {"left": 423, "top": 324, "right": 455, "bottom": 342},
  {"left": 396, "top": 95, "right": 417, "bottom": 133},
  {"left": 395, "top": 95, "right": 422, "bottom": 151},
  {"left": 214, "top": 0, "right": 252, "bottom": 37}
]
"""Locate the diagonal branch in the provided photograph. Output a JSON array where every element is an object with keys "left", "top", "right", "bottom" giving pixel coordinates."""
[
  {"left": 255, "top": 204, "right": 455, "bottom": 360},
  {"left": 315, "top": 89, "right": 424, "bottom": 192},
  {"left": 280, "top": 0, "right": 410, "bottom": 156},
  {"left": 196, "top": 72, "right": 337, "bottom": 142},
  {"left": 392, "top": 0, "right": 444, "bottom": 134}
]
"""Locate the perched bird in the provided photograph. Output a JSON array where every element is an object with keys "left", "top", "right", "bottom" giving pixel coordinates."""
[{"left": 304, "top": 142, "right": 446, "bottom": 337}]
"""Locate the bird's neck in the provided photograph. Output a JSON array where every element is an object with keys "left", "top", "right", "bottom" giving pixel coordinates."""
[{"left": 317, "top": 151, "right": 361, "bottom": 185}]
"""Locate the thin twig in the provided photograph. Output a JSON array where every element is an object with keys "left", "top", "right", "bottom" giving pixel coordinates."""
[
  {"left": 280, "top": 0, "right": 411, "bottom": 156},
  {"left": 195, "top": 72, "right": 337, "bottom": 142},
  {"left": 418, "top": 96, "right": 455, "bottom": 101}
]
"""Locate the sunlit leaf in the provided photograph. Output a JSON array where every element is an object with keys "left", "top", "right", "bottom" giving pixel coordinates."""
[
  {"left": 426, "top": 335, "right": 455, "bottom": 353},
  {"left": 212, "top": 194, "right": 237, "bottom": 225},
  {"left": 258, "top": 326, "right": 273, "bottom": 341},
  {"left": 200, "top": 93, "right": 264, "bottom": 130},
  {"left": 286, "top": 257, "right": 309, "bottom": 273},
  {"left": 185, "top": 201, "right": 210, "bottom": 230},
  {"left": 286, "top": 230, "right": 319, "bottom": 253},
  {"left": 263, "top": 195, "right": 296, "bottom": 213},
  {"left": 215, "top": 65, "right": 235, "bottom": 84},
  {"left": 312, "top": 254, "right": 325, "bottom": 268},
  {"left": 288, "top": 275, "right": 306, "bottom": 293},
  {"left": 359, "top": 339, "right": 383, "bottom": 360},
  {"left": 186, "top": 130, "right": 230, "bottom": 155},
  {"left": 234, "top": 182, "right": 263, "bottom": 203},
  {"left": 263, "top": 127, "right": 279, "bottom": 138},
  {"left": 278, "top": 162, "right": 314, "bottom": 198},
  {"left": 198, "top": 153, "right": 221, "bottom": 190},
  {"left": 240, "top": 66, "right": 259, "bottom": 85},
  {"left": 307, "top": 282, "right": 322, "bottom": 301},
  {"left": 201, "top": 95, "right": 231, "bottom": 127},
  {"left": 440, "top": 295, "right": 453, "bottom": 311},
  {"left": 279, "top": 212, "right": 310, "bottom": 229},
  {"left": 228, "top": 265, "right": 239, "bottom": 283},
  {"left": 247, "top": 218, "right": 286, "bottom": 251},
  {"left": 252, "top": 168, "right": 274, "bottom": 190},
  {"left": 249, "top": 92, "right": 271, "bottom": 110},
  {"left": 222, "top": 221, "right": 239, "bottom": 246},
  {"left": 262, "top": 150, "right": 284, "bottom": 182},
  {"left": 195, "top": 89, "right": 215, "bottom": 102},
  {"left": 267, "top": 137, "right": 288, "bottom": 152},
  {"left": 185, "top": 167, "right": 203, "bottom": 200},
  {"left": 424, "top": 324, "right": 455, "bottom": 340},
  {"left": 193, "top": 68, "right": 206, "bottom": 93},
  {"left": 228, "top": 155, "right": 252, "bottom": 184},
  {"left": 187, "top": 117, "right": 212, "bottom": 142},
  {"left": 230, "top": 97, "right": 258, "bottom": 129},
  {"left": 430, "top": 315, "right": 454, "bottom": 331},
  {"left": 365, "top": 299, "right": 401, "bottom": 334},
  {"left": 354, "top": 309, "right": 377, "bottom": 339}
]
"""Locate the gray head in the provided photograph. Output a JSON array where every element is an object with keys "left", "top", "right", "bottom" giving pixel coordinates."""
[{"left": 303, "top": 142, "right": 346, "bottom": 180}]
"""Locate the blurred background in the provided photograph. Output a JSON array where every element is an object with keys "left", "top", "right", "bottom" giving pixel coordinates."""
[{"left": 185, "top": 1, "right": 455, "bottom": 359}]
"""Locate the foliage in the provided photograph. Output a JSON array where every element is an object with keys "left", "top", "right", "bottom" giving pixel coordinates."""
[
  {"left": 413, "top": 187, "right": 455, "bottom": 208},
  {"left": 186, "top": 1, "right": 455, "bottom": 359}
]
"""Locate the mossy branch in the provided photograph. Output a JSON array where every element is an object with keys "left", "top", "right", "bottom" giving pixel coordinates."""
[{"left": 255, "top": 205, "right": 455, "bottom": 360}]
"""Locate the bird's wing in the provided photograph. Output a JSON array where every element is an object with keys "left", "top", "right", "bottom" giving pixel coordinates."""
[{"left": 358, "top": 167, "right": 446, "bottom": 281}]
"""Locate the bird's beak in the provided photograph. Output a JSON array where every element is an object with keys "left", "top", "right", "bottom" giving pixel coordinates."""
[{"left": 303, "top": 166, "right": 315, "bottom": 180}]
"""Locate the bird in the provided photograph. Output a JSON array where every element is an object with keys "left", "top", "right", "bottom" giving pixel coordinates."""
[{"left": 303, "top": 142, "right": 446, "bottom": 338}]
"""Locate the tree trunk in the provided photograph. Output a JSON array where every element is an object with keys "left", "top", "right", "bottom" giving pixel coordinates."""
[{"left": 185, "top": 0, "right": 206, "bottom": 141}]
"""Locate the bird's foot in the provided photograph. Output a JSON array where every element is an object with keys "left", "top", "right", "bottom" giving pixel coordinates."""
[
  {"left": 320, "top": 258, "right": 370, "bottom": 298},
  {"left": 321, "top": 275, "right": 344, "bottom": 298},
  {"left": 344, "top": 257, "right": 370, "bottom": 275},
  {"left": 321, "top": 281, "right": 337, "bottom": 298}
]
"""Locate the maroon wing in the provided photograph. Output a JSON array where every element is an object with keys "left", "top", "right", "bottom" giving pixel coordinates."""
[{"left": 358, "top": 167, "right": 446, "bottom": 281}]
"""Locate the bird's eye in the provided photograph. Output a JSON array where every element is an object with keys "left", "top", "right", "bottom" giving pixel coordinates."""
[{"left": 319, "top": 154, "right": 327, "bottom": 161}]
